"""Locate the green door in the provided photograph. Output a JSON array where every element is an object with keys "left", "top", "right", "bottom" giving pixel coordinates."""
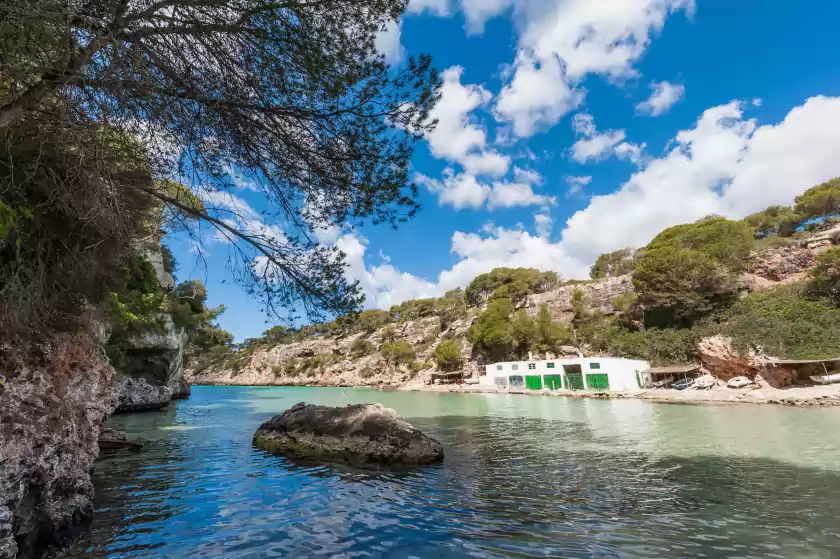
[
  {"left": 566, "top": 372, "right": 585, "bottom": 390},
  {"left": 586, "top": 373, "right": 610, "bottom": 391},
  {"left": 525, "top": 375, "right": 543, "bottom": 390},
  {"left": 543, "top": 375, "right": 563, "bottom": 390}
]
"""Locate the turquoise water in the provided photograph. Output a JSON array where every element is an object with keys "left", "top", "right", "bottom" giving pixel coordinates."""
[{"left": 62, "top": 386, "right": 840, "bottom": 558}]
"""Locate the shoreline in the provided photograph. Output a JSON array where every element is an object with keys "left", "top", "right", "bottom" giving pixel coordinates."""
[{"left": 191, "top": 381, "right": 840, "bottom": 408}]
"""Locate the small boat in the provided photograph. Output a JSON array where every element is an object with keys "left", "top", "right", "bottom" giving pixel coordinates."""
[
  {"left": 693, "top": 374, "right": 716, "bottom": 390},
  {"left": 673, "top": 377, "right": 694, "bottom": 391},
  {"left": 652, "top": 375, "right": 675, "bottom": 388},
  {"left": 727, "top": 376, "right": 754, "bottom": 389},
  {"left": 810, "top": 372, "right": 840, "bottom": 385}
]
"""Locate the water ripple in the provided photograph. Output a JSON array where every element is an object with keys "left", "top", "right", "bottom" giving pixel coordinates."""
[{"left": 59, "top": 387, "right": 840, "bottom": 558}]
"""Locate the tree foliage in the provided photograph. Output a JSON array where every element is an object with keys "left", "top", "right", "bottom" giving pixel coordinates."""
[
  {"left": 590, "top": 248, "right": 637, "bottom": 279},
  {"left": 470, "top": 298, "right": 515, "bottom": 361},
  {"left": 381, "top": 340, "right": 415, "bottom": 365},
  {"left": 743, "top": 205, "right": 802, "bottom": 238},
  {"left": 465, "top": 268, "right": 558, "bottom": 305},
  {"left": 534, "top": 304, "right": 574, "bottom": 353},
  {"left": 808, "top": 247, "right": 840, "bottom": 304},
  {"left": 1, "top": 0, "right": 441, "bottom": 325},
  {"left": 432, "top": 339, "right": 462, "bottom": 371},
  {"left": 794, "top": 177, "right": 840, "bottom": 220},
  {"left": 633, "top": 247, "right": 737, "bottom": 328},
  {"left": 645, "top": 216, "right": 755, "bottom": 272}
]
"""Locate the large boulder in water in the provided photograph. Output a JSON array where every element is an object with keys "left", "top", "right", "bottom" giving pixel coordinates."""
[{"left": 253, "top": 402, "right": 444, "bottom": 467}]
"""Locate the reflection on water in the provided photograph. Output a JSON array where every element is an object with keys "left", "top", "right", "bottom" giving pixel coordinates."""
[{"left": 60, "top": 387, "right": 840, "bottom": 558}]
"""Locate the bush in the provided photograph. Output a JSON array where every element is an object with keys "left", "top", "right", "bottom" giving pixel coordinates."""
[
  {"left": 794, "top": 177, "right": 840, "bottom": 220},
  {"left": 717, "top": 286, "right": 840, "bottom": 359},
  {"left": 350, "top": 338, "right": 375, "bottom": 356},
  {"left": 534, "top": 304, "right": 574, "bottom": 352},
  {"left": 577, "top": 319, "right": 700, "bottom": 366},
  {"left": 433, "top": 339, "right": 462, "bottom": 371},
  {"left": 744, "top": 205, "right": 802, "bottom": 238},
  {"left": 633, "top": 247, "right": 737, "bottom": 327},
  {"left": 465, "top": 268, "right": 558, "bottom": 305},
  {"left": 590, "top": 248, "right": 637, "bottom": 279},
  {"left": 359, "top": 365, "right": 378, "bottom": 379},
  {"left": 381, "top": 340, "right": 416, "bottom": 365},
  {"left": 470, "top": 298, "right": 515, "bottom": 361},
  {"left": 646, "top": 216, "right": 755, "bottom": 272},
  {"left": 808, "top": 247, "right": 840, "bottom": 304}
]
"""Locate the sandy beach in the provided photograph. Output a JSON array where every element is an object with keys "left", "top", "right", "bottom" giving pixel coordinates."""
[{"left": 400, "top": 382, "right": 840, "bottom": 407}]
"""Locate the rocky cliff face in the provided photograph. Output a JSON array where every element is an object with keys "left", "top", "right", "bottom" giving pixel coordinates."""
[
  {"left": 526, "top": 275, "right": 633, "bottom": 324},
  {"left": 115, "top": 246, "right": 190, "bottom": 412},
  {"left": 190, "top": 230, "right": 838, "bottom": 389},
  {"left": 188, "top": 315, "right": 478, "bottom": 387},
  {"left": 0, "top": 333, "right": 118, "bottom": 559}
]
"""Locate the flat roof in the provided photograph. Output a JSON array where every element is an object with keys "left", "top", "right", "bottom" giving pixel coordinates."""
[
  {"left": 760, "top": 357, "right": 840, "bottom": 365},
  {"left": 644, "top": 364, "right": 700, "bottom": 374}
]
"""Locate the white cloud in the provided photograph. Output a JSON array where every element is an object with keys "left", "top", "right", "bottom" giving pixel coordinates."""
[
  {"left": 752, "top": 98, "right": 763, "bottom": 107},
  {"left": 460, "top": 0, "right": 513, "bottom": 33},
  {"left": 495, "top": 0, "right": 693, "bottom": 136},
  {"left": 570, "top": 113, "right": 644, "bottom": 164},
  {"left": 415, "top": 169, "right": 491, "bottom": 209},
  {"left": 495, "top": 52, "right": 583, "bottom": 137},
  {"left": 636, "top": 80, "right": 685, "bottom": 116},
  {"left": 374, "top": 19, "right": 404, "bottom": 65},
  {"left": 416, "top": 166, "right": 553, "bottom": 210},
  {"left": 566, "top": 175, "right": 592, "bottom": 196},
  {"left": 425, "top": 66, "right": 510, "bottom": 177},
  {"left": 408, "top": 0, "right": 450, "bottom": 15},
  {"left": 561, "top": 95, "right": 840, "bottom": 263},
  {"left": 487, "top": 179, "right": 554, "bottom": 209},
  {"left": 534, "top": 212, "right": 553, "bottom": 237},
  {"left": 340, "top": 95, "right": 840, "bottom": 310}
]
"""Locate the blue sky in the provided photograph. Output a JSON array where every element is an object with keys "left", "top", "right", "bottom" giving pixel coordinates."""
[{"left": 168, "top": 0, "right": 840, "bottom": 342}]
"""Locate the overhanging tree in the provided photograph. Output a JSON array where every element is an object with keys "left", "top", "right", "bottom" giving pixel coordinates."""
[{"left": 1, "top": 0, "right": 440, "bottom": 323}]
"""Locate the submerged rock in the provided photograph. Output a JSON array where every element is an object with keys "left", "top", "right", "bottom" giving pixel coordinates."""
[
  {"left": 98, "top": 428, "right": 143, "bottom": 452},
  {"left": 253, "top": 403, "right": 444, "bottom": 467},
  {"left": 115, "top": 377, "right": 172, "bottom": 413}
]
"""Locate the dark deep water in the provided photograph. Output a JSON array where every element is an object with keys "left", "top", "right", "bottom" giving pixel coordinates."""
[{"left": 60, "top": 386, "right": 840, "bottom": 558}]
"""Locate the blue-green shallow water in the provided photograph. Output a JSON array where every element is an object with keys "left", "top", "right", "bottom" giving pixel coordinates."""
[{"left": 60, "top": 386, "right": 840, "bottom": 558}]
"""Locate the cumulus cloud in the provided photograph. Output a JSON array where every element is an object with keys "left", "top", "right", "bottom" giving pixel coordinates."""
[
  {"left": 425, "top": 66, "right": 510, "bottom": 176},
  {"left": 636, "top": 80, "right": 685, "bottom": 116},
  {"left": 415, "top": 167, "right": 554, "bottom": 210},
  {"left": 565, "top": 175, "right": 592, "bottom": 197},
  {"left": 408, "top": 0, "right": 450, "bottom": 15},
  {"left": 495, "top": 0, "right": 693, "bottom": 136},
  {"left": 374, "top": 19, "right": 405, "bottom": 65},
  {"left": 460, "top": 0, "right": 513, "bottom": 33},
  {"left": 342, "top": 95, "right": 840, "bottom": 310},
  {"left": 570, "top": 113, "right": 644, "bottom": 164}
]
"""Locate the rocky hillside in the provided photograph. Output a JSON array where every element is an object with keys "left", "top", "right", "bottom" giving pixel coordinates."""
[{"left": 188, "top": 226, "right": 840, "bottom": 388}]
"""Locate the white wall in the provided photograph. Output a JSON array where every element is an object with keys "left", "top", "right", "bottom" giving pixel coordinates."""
[{"left": 480, "top": 357, "right": 649, "bottom": 392}]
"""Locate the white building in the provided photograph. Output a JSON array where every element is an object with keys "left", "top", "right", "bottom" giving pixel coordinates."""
[{"left": 480, "top": 357, "right": 650, "bottom": 392}]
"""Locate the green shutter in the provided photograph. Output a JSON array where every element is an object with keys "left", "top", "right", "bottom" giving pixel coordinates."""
[
  {"left": 566, "top": 372, "right": 585, "bottom": 390},
  {"left": 525, "top": 375, "right": 543, "bottom": 390},
  {"left": 586, "top": 373, "right": 610, "bottom": 391},
  {"left": 544, "top": 375, "right": 563, "bottom": 390}
]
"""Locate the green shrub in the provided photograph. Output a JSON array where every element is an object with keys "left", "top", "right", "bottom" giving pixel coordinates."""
[
  {"left": 716, "top": 286, "right": 840, "bottom": 359},
  {"left": 350, "top": 338, "right": 375, "bottom": 356},
  {"left": 808, "top": 247, "right": 840, "bottom": 304},
  {"left": 359, "top": 366, "right": 377, "bottom": 379},
  {"left": 381, "top": 340, "right": 416, "bottom": 365},
  {"left": 794, "top": 177, "right": 840, "bottom": 220},
  {"left": 590, "top": 248, "right": 637, "bottom": 279},
  {"left": 577, "top": 319, "right": 700, "bottom": 366},
  {"left": 633, "top": 247, "right": 737, "bottom": 327},
  {"left": 470, "top": 298, "right": 515, "bottom": 361},
  {"left": 432, "top": 339, "right": 462, "bottom": 371}
]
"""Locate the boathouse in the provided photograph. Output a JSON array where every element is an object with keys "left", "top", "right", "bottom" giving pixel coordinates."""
[{"left": 480, "top": 357, "right": 650, "bottom": 392}]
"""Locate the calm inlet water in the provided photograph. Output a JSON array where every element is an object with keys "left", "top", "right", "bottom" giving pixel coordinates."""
[{"left": 62, "top": 387, "right": 840, "bottom": 558}]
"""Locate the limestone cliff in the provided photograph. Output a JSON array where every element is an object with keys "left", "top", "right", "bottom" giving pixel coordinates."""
[
  {"left": 189, "top": 229, "right": 838, "bottom": 389},
  {"left": 0, "top": 333, "right": 118, "bottom": 559},
  {"left": 114, "top": 246, "right": 190, "bottom": 412}
]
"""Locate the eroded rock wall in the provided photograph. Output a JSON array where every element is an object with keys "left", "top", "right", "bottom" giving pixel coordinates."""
[{"left": 0, "top": 334, "right": 118, "bottom": 559}]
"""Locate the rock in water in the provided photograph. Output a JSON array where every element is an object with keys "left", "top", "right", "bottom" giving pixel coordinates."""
[
  {"left": 115, "top": 377, "right": 172, "bottom": 413},
  {"left": 253, "top": 403, "right": 444, "bottom": 467}
]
